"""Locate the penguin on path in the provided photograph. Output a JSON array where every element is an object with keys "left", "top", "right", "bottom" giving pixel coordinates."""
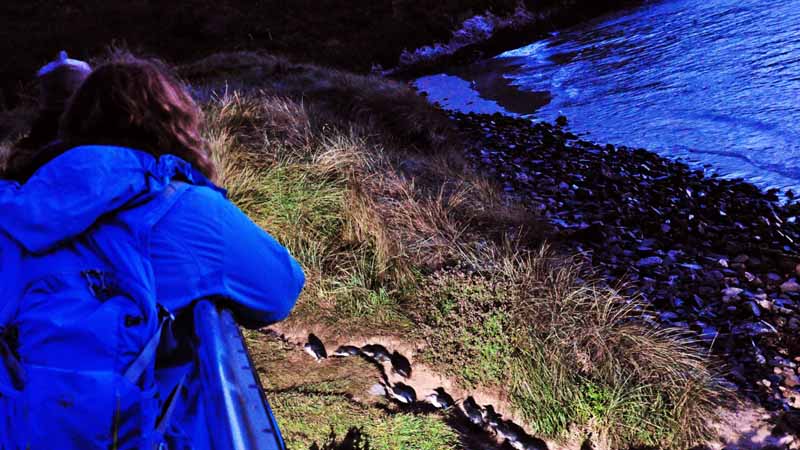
[
  {"left": 390, "top": 350, "right": 412, "bottom": 378},
  {"left": 494, "top": 420, "right": 521, "bottom": 442},
  {"left": 462, "top": 396, "right": 484, "bottom": 426},
  {"left": 303, "top": 333, "right": 327, "bottom": 361},
  {"left": 425, "top": 387, "right": 455, "bottom": 409},
  {"left": 482, "top": 404, "right": 502, "bottom": 428},
  {"left": 361, "top": 343, "right": 391, "bottom": 362},
  {"left": 386, "top": 382, "right": 417, "bottom": 404},
  {"left": 332, "top": 345, "right": 361, "bottom": 357},
  {"left": 508, "top": 434, "right": 549, "bottom": 450}
]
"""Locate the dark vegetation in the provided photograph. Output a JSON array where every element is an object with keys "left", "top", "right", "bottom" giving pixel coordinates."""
[{"left": 1, "top": 0, "right": 638, "bottom": 107}]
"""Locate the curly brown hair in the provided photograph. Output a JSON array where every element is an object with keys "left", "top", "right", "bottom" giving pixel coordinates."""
[{"left": 60, "top": 52, "right": 217, "bottom": 180}]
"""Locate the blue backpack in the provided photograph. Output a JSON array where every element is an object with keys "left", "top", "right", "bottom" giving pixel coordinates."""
[
  {"left": 0, "top": 146, "right": 295, "bottom": 450},
  {"left": 0, "top": 179, "right": 190, "bottom": 449}
]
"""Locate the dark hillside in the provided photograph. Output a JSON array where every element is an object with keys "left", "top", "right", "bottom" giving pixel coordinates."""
[{"left": 1, "top": 0, "right": 636, "bottom": 107}]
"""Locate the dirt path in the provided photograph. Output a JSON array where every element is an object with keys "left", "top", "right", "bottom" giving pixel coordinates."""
[{"left": 262, "top": 323, "right": 798, "bottom": 450}]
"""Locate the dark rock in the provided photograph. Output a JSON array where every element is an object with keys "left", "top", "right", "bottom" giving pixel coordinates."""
[{"left": 636, "top": 256, "right": 663, "bottom": 267}]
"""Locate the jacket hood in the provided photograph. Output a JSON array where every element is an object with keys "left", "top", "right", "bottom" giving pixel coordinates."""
[{"left": 0, "top": 145, "right": 223, "bottom": 254}]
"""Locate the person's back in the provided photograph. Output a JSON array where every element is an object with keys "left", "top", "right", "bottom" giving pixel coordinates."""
[
  {"left": 0, "top": 149, "right": 187, "bottom": 448},
  {"left": 0, "top": 52, "right": 304, "bottom": 449}
]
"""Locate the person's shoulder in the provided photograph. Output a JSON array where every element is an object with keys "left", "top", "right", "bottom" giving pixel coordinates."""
[
  {"left": 165, "top": 183, "right": 234, "bottom": 225},
  {"left": 178, "top": 183, "right": 228, "bottom": 206}
]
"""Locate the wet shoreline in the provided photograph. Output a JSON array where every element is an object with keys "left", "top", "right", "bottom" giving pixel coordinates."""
[{"left": 451, "top": 111, "right": 800, "bottom": 413}]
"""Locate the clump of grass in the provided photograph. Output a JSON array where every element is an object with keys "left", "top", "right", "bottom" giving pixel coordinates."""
[
  {"left": 203, "top": 90, "right": 416, "bottom": 331},
  {"left": 419, "top": 244, "right": 729, "bottom": 448},
  {"left": 0, "top": 142, "right": 10, "bottom": 173}
]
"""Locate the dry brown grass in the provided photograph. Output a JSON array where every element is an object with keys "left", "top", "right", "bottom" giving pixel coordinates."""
[
  {"left": 196, "top": 54, "right": 541, "bottom": 278},
  {"left": 181, "top": 51, "right": 454, "bottom": 151}
]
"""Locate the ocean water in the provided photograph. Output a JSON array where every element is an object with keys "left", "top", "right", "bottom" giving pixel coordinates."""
[{"left": 415, "top": 0, "right": 800, "bottom": 192}]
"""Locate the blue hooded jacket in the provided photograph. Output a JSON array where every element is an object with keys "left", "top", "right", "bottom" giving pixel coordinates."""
[{"left": 0, "top": 145, "right": 304, "bottom": 448}]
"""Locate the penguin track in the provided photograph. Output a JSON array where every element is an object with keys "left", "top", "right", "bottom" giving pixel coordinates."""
[
  {"left": 260, "top": 330, "right": 799, "bottom": 449},
  {"left": 265, "top": 324, "right": 577, "bottom": 450}
]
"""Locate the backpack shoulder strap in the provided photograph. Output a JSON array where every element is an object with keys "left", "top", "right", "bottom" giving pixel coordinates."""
[
  {"left": 123, "top": 181, "right": 192, "bottom": 383},
  {"left": 141, "top": 181, "right": 192, "bottom": 230}
]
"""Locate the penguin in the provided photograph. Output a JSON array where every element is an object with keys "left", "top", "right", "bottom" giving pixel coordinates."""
[
  {"left": 482, "top": 404, "right": 502, "bottom": 428},
  {"left": 508, "top": 435, "right": 548, "bottom": 450},
  {"left": 303, "top": 333, "right": 327, "bottom": 361},
  {"left": 387, "top": 382, "right": 417, "bottom": 404},
  {"left": 462, "top": 396, "right": 484, "bottom": 425},
  {"left": 425, "top": 387, "right": 455, "bottom": 409},
  {"left": 390, "top": 351, "right": 412, "bottom": 378},
  {"left": 361, "top": 344, "right": 391, "bottom": 362},
  {"left": 332, "top": 345, "right": 361, "bottom": 357},
  {"left": 494, "top": 420, "right": 520, "bottom": 442}
]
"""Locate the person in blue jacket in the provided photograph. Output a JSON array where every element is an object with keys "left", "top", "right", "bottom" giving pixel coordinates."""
[{"left": 0, "top": 51, "right": 304, "bottom": 448}]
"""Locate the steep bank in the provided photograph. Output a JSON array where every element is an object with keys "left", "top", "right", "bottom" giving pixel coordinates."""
[{"left": 0, "top": 0, "right": 638, "bottom": 107}]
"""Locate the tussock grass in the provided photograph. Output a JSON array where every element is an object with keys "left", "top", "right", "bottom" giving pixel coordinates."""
[{"left": 418, "top": 244, "right": 727, "bottom": 448}]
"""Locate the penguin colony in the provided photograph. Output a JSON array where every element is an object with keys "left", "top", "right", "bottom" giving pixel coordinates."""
[{"left": 303, "top": 334, "right": 549, "bottom": 450}]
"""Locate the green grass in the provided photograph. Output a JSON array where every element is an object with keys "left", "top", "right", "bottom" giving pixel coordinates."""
[
  {"left": 273, "top": 393, "right": 459, "bottom": 450},
  {"left": 417, "top": 248, "right": 727, "bottom": 448}
]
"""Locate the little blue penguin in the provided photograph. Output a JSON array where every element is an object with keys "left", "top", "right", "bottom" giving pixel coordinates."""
[
  {"left": 303, "top": 333, "right": 327, "bottom": 361},
  {"left": 425, "top": 387, "right": 454, "bottom": 409},
  {"left": 361, "top": 344, "right": 391, "bottom": 362},
  {"left": 482, "top": 404, "right": 502, "bottom": 428},
  {"left": 390, "top": 351, "right": 412, "bottom": 378},
  {"left": 494, "top": 420, "right": 520, "bottom": 442},
  {"left": 387, "top": 382, "right": 417, "bottom": 404},
  {"left": 462, "top": 396, "right": 484, "bottom": 425},
  {"left": 332, "top": 345, "right": 361, "bottom": 357}
]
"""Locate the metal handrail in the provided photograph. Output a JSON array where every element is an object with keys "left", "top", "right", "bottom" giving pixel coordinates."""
[{"left": 193, "top": 300, "right": 286, "bottom": 450}]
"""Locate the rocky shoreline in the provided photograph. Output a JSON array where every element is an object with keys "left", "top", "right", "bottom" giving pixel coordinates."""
[{"left": 451, "top": 111, "right": 800, "bottom": 416}]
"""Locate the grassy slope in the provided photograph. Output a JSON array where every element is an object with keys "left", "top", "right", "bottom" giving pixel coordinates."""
[{"left": 192, "top": 52, "right": 729, "bottom": 449}]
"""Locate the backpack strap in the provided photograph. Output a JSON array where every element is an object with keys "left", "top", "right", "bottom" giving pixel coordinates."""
[
  {"left": 141, "top": 181, "right": 192, "bottom": 230},
  {"left": 124, "top": 314, "right": 170, "bottom": 384},
  {"left": 0, "top": 327, "right": 24, "bottom": 395},
  {"left": 155, "top": 372, "right": 187, "bottom": 434},
  {"left": 123, "top": 181, "right": 191, "bottom": 384}
]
